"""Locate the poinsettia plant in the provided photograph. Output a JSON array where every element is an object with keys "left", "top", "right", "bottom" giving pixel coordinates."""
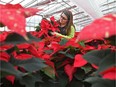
[
  {"left": 0, "top": 3, "right": 116, "bottom": 87},
  {"left": 0, "top": 3, "right": 41, "bottom": 39},
  {"left": 31, "top": 16, "right": 60, "bottom": 38}
]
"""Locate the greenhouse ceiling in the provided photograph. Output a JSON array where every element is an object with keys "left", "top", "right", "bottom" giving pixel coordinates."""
[{"left": 0, "top": 0, "right": 116, "bottom": 31}]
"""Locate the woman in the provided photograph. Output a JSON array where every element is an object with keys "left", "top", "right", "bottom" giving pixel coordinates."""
[{"left": 51, "top": 9, "right": 76, "bottom": 39}]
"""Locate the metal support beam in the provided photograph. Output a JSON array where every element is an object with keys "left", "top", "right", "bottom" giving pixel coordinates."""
[
  {"left": 73, "top": 12, "right": 84, "bottom": 16},
  {"left": 102, "top": 6, "right": 116, "bottom": 12},
  {"left": 44, "top": 5, "right": 77, "bottom": 17},
  {"left": 101, "top": 1, "right": 116, "bottom": 6},
  {"left": 30, "top": 0, "right": 55, "bottom": 7},
  {"left": 74, "top": 15, "right": 89, "bottom": 20}
]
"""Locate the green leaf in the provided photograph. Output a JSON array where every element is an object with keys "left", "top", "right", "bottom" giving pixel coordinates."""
[
  {"left": 78, "top": 41, "right": 85, "bottom": 47},
  {"left": 59, "top": 38, "right": 68, "bottom": 45},
  {"left": 105, "top": 35, "right": 116, "bottom": 46},
  {"left": 38, "top": 80, "right": 60, "bottom": 87},
  {"left": 81, "top": 64, "right": 93, "bottom": 74},
  {"left": 6, "top": 46, "right": 19, "bottom": 54},
  {"left": 58, "top": 72, "right": 68, "bottom": 87},
  {"left": 83, "top": 82, "right": 92, "bottom": 87},
  {"left": 41, "top": 66, "right": 55, "bottom": 79},
  {"left": 4, "top": 32, "right": 41, "bottom": 45},
  {"left": 84, "top": 77, "right": 101, "bottom": 83},
  {"left": 44, "top": 50, "right": 53, "bottom": 54},
  {"left": 97, "top": 51, "right": 115, "bottom": 73},
  {"left": 35, "top": 24, "right": 41, "bottom": 32},
  {"left": 84, "top": 77, "right": 115, "bottom": 87},
  {"left": 19, "top": 71, "right": 43, "bottom": 87},
  {"left": 59, "top": 51, "right": 75, "bottom": 59},
  {"left": 92, "top": 83, "right": 107, "bottom": 87},
  {"left": 0, "top": 61, "right": 23, "bottom": 78},
  {"left": 9, "top": 57, "right": 47, "bottom": 72},
  {"left": 74, "top": 68, "right": 85, "bottom": 80},
  {"left": 67, "top": 79, "right": 84, "bottom": 87},
  {"left": 83, "top": 49, "right": 112, "bottom": 66},
  {"left": 65, "top": 53, "right": 75, "bottom": 59}
]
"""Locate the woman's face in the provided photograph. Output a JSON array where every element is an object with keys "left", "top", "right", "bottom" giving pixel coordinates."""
[{"left": 59, "top": 13, "right": 68, "bottom": 25}]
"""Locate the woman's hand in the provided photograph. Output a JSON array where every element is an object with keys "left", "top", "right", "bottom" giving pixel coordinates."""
[
  {"left": 51, "top": 32, "right": 58, "bottom": 35},
  {"left": 51, "top": 32, "right": 70, "bottom": 39}
]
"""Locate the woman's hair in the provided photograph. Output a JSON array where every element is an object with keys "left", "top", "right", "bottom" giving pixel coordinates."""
[{"left": 61, "top": 9, "right": 75, "bottom": 35}]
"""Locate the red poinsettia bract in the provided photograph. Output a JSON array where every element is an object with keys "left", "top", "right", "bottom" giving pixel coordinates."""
[
  {"left": 0, "top": 3, "right": 41, "bottom": 37},
  {"left": 0, "top": 44, "right": 14, "bottom": 51},
  {"left": 38, "top": 16, "right": 59, "bottom": 37},
  {"left": 48, "top": 41, "right": 64, "bottom": 55},
  {"left": 0, "top": 32, "right": 9, "bottom": 42},
  {"left": 64, "top": 37, "right": 81, "bottom": 48},
  {"left": 13, "top": 51, "right": 33, "bottom": 60},
  {"left": 76, "top": 14, "right": 116, "bottom": 42},
  {"left": 100, "top": 67, "right": 116, "bottom": 80},
  {"left": 73, "top": 54, "right": 87, "bottom": 67},
  {"left": 6, "top": 66, "right": 18, "bottom": 84},
  {"left": 16, "top": 43, "right": 30, "bottom": 49},
  {"left": 6, "top": 75, "right": 15, "bottom": 84},
  {"left": 0, "top": 52, "right": 10, "bottom": 62},
  {"left": 64, "top": 64, "right": 77, "bottom": 81}
]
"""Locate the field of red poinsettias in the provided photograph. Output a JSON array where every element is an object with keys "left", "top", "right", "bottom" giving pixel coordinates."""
[{"left": 0, "top": 3, "right": 116, "bottom": 87}]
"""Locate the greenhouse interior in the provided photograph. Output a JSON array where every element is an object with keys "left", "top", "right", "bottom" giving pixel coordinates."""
[{"left": 0, "top": 0, "right": 116, "bottom": 87}]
